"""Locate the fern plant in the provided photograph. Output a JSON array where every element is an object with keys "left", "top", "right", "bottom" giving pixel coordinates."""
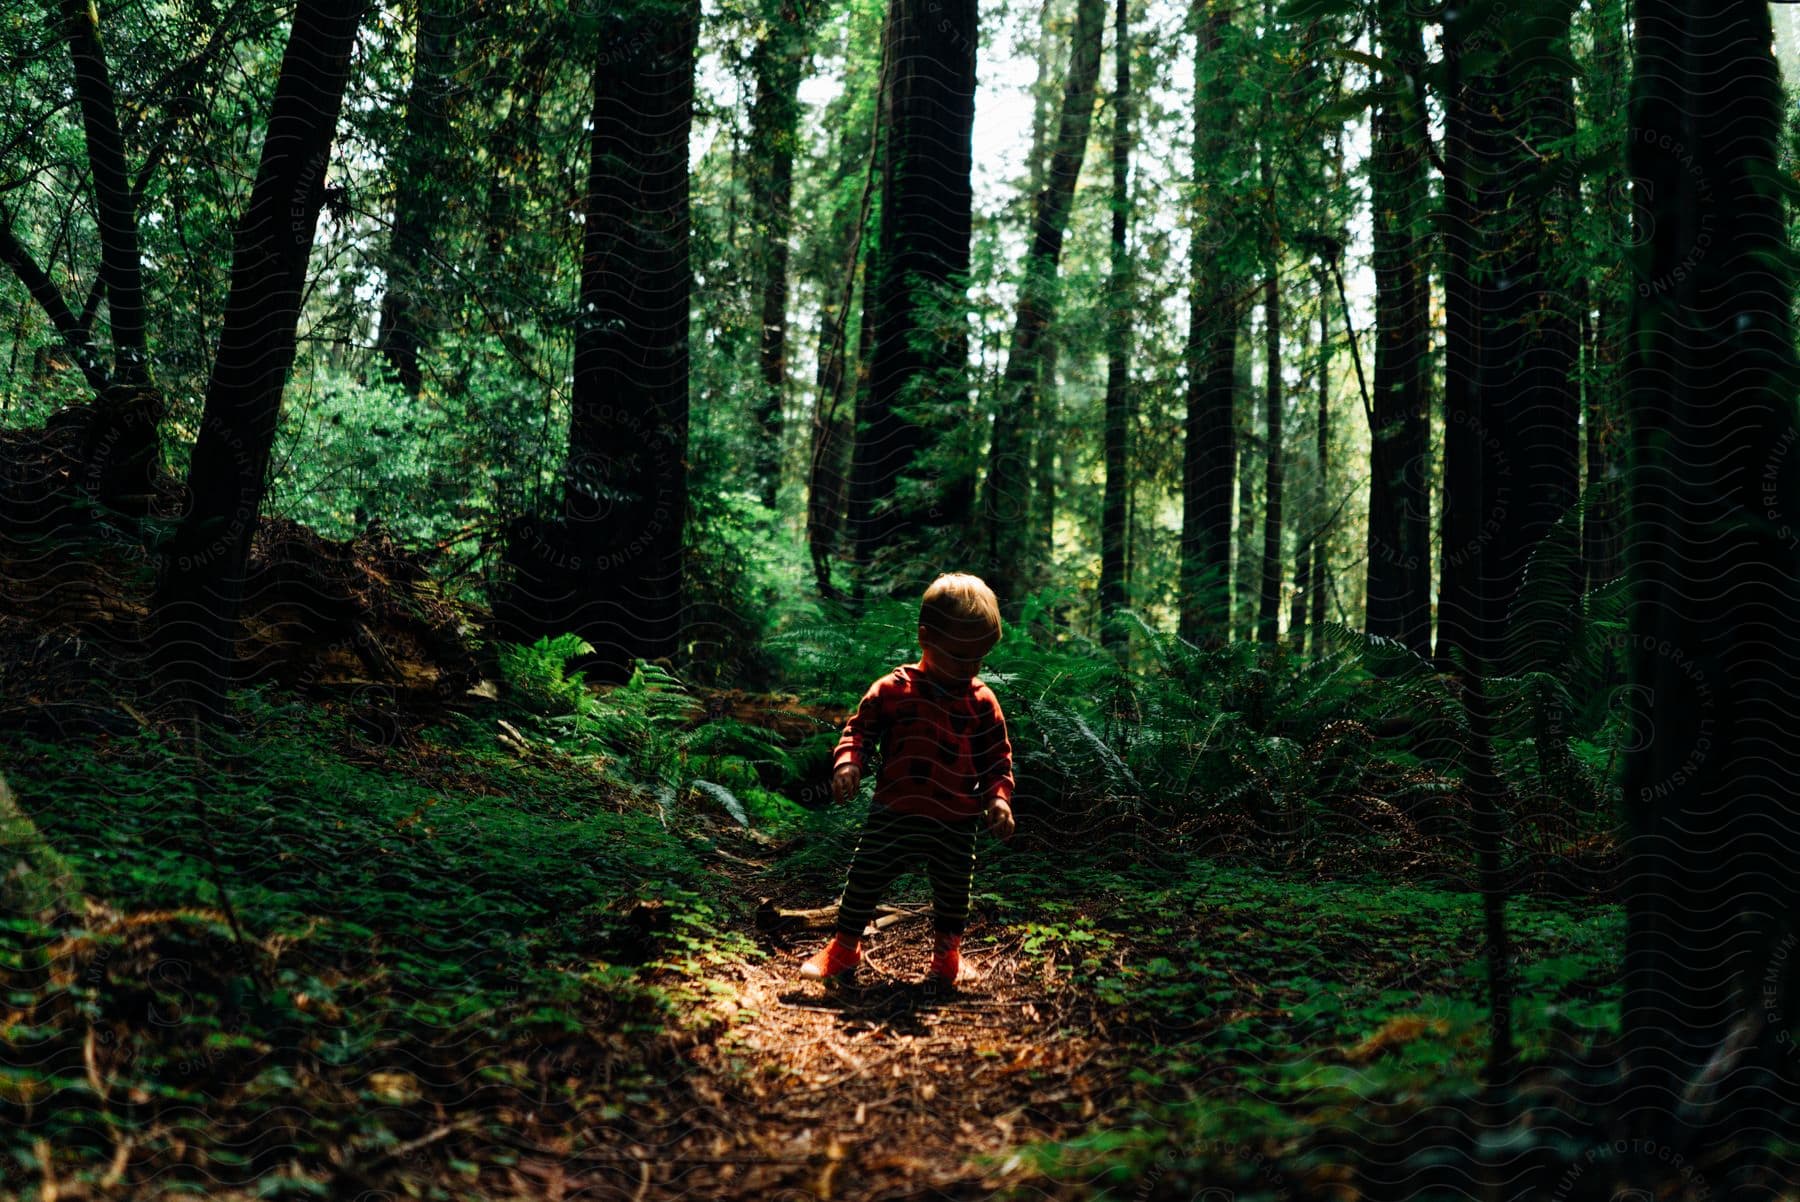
[{"left": 496, "top": 641, "right": 798, "bottom": 829}]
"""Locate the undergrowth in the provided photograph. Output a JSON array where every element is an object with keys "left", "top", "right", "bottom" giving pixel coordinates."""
[{"left": 0, "top": 685, "right": 754, "bottom": 1199}]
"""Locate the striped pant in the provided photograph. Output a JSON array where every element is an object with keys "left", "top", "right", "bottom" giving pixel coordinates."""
[{"left": 836, "top": 805, "right": 982, "bottom": 937}]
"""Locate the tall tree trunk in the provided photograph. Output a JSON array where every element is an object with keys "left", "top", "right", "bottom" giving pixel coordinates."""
[
  {"left": 1364, "top": 0, "right": 1431, "bottom": 656},
  {"left": 849, "top": 0, "right": 977, "bottom": 595},
  {"left": 1581, "top": 1, "right": 1627, "bottom": 592},
  {"left": 748, "top": 0, "right": 818, "bottom": 507},
  {"left": 1098, "top": 0, "right": 1131, "bottom": 652},
  {"left": 807, "top": 9, "right": 885, "bottom": 600},
  {"left": 375, "top": 0, "right": 453, "bottom": 398},
  {"left": 1179, "top": 0, "right": 1238, "bottom": 645},
  {"left": 1492, "top": 23, "right": 1581, "bottom": 674},
  {"left": 848, "top": 254, "right": 881, "bottom": 605},
  {"left": 1440, "top": 0, "right": 1515, "bottom": 1085},
  {"left": 149, "top": 0, "right": 365, "bottom": 716},
  {"left": 982, "top": 0, "right": 1106, "bottom": 609},
  {"left": 1435, "top": 21, "right": 1480, "bottom": 672},
  {"left": 1255, "top": 125, "right": 1283, "bottom": 648},
  {"left": 480, "top": 27, "right": 551, "bottom": 268},
  {"left": 1031, "top": 339, "right": 1059, "bottom": 567},
  {"left": 58, "top": 0, "right": 165, "bottom": 506},
  {"left": 1584, "top": 287, "right": 1624, "bottom": 587},
  {"left": 1023, "top": 0, "right": 1063, "bottom": 582},
  {"left": 496, "top": 1, "right": 697, "bottom": 676},
  {"left": 61, "top": 0, "right": 146, "bottom": 385},
  {"left": 1622, "top": 0, "right": 1800, "bottom": 1145},
  {"left": 1235, "top": 311, "right": 1258, "bottom": 641},
  {"left": 1310, "top": 271, "right": 1330, "bottom": 658},
  {"left": 807, "top": 274, "right": 856, "bottom": 600}
]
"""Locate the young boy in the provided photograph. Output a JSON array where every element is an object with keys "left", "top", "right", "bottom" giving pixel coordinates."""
[{"left": 800, "top": 572, "right": 1016, "bottom": 987}]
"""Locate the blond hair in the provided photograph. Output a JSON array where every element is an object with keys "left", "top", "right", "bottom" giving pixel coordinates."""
[{"left": 919, "top": 573, "right": 1002, "bottom": 648}]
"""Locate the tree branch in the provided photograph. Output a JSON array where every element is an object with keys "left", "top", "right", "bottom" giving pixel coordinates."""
[{"left": 0, "top": 218, "right": 106, "bottom": 392}]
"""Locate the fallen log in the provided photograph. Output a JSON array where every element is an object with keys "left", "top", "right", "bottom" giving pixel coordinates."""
[{"left": 754, "top": 898, "right": 920, "bottom": 935}]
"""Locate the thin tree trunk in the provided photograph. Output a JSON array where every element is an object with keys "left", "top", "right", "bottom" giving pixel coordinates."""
[
  {"left": 1364, "top": 0, "right": 1431, "bottom": 656},
  {"left": 1098, "top": 0, "right": 1131, "bottom": 652},
  {"left": 808, "top": 11, "right": 886, "bottom": 601},
  {"left": 58, "top": 0, "right": 165, "bottom": 506},
  {"left": 375, "top": 0, "right": 453, "bottom": 397},
  {"left": 748, "top": 0, "right": 818, "bottom": 507},
  {"left": 1311, "top": 266, "right": 1330, "bottom": 658},
  {"left": 1435, "top": 21, "right": 1478, "bottom": 672},
  {"left": 1235, "top": 312, "right": 1258, "bottom": 641},
  {"left": 149, "top": 0, "right": 366, "bottom": 716},
  {"left": 0, "top": 224, "right": 105, "bottom": 392},
  {"left": 1255, "top": 125, "right": 1283, "bottom": 647},
  {"left": 1032, "top": 339, "right": 1059, "bottom": 567},
  {"left": 807, "top": 278, "right": 855, "bottom": 601},
  {"left": 60, "top": 0, "right": 146, "bottom": 385},
  {"left": 982, "top": 0, "right": 1106, "bottom": 608}
]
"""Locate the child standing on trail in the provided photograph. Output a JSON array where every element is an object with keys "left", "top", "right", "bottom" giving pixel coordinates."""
[{"left": 800, "top": 573, "right": 1016, "bottom": 987}]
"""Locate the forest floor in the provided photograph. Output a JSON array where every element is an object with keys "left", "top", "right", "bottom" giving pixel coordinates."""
[
  {"left": 0, "top": 509, "right": 1784, "bottom": 1202},
  {"left": 1, "top": 682, "right": 1653, "bottom": 1202}
]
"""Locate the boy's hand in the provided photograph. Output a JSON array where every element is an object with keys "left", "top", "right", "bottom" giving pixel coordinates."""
[
  {"left": 985, "top": 798, "right": 1015, "bottom": 841},
  {"left": 831, "top": 763, "right": 861, "bottom": 804}
]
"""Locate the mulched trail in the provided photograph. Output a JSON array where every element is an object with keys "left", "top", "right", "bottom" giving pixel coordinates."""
[
  {"left": 524, "top": 903, "right": 1149, "bottom": 1201},
  {"left": 500, "top": 827, "right": 1159, "bottom": 1202}
]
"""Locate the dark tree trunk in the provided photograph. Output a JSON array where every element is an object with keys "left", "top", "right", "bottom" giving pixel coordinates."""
[
  {"left": 480, "top": 28, "right": 551, "bottom": 267},
  {"left": 982, "top": 0, "right": 1105, "bottom": 607},
  {"left": 58, "top": 0, "right": 165, "bottom": 507},
  {"left": 748, "top": 0, "right": 817, "bottom": 508},
  {"left": 1581, "top": 4, "right": 1627, "bottom": 593},
  {"left": 0, "top": 224, "right": 105, "bottom": 393},
  {"left": 847, "top": 256, "right": 881, "bottom": 605},
  {"left": 807, "top": 281, "right": 855, "bottom": 601},
  {"left": 149, "top": 0, "right": 365, "bottom": 717},
  {"left": 1098, "top": 0, "right": 1131, "bottom": 652},
  {"left": 1031, "top": 338, "right": 1059, "bottom": 567},
  {"left": 1178, "top": 0, "right": 1238, "bottom": 646},
  {"left": 1622, "top": 0, "right": 1800, "bottom": 1144},
  {"left": 1255, "top": 129, "right": 1283, "bottom": 648},
  {"left": 1364, "top": 0, "right": 1431, "bottom": 656},
  {"left": 375, "top": 0, "right": 454, "bottom": 397},
  {"left": 848, "top": 0, "right": 976, "bottom": 594},
  {"left": 1583, "top": 287, "right": 1624, "bottom": 587},
  {"left": 61, "top": 0, "right": 146, "bottom": 385},
  {"left": 1235, "top": 313, "right": 1258, "bottom": 641},
  {"left": 1434, "top": 24, "right": 1480, "bottom": 672},
  {"left": 496, "top": 1, "right": 697, "bottom": 676},
  {"left": 1489, "top": 25, "right": 1581, "bottom": 676},
  {"left": 1440, "top": 0, "right": 1516, "bottom": 1084},
  {"left": 1310, "top": 267, "right": 1330, "bottom": 658},
  {"left": 1290, "top": 527, "right": 1311, "bottom": 656}
]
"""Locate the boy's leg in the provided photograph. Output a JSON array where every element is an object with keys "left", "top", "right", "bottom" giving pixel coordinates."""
[
  {"left": 836, "top": 805, "right": 917, "bottom": 938},
  {"left": 923, "top": 815, "right": 982, "bottom": 935}
]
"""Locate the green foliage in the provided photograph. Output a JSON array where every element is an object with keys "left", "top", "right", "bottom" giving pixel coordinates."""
[
  {"left": 0, "top": 683, "right": 746, "bottom": 1195},
  {"left": 495, "top": 639, "right": 805, "bottom": 831},
  {"left": 498, "top": 632, "right": 599, "bottom": 714},
  {"left": 984, "top": 855, "right": 1624, "bottom": 1196}
]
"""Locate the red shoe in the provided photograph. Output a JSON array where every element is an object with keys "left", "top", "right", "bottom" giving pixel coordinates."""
[
  {"left": 926, "top": 932, "right": 964, "bottom": 986},
  {"left": 800, "top": 932, "right": 862, "bottom": 981}
]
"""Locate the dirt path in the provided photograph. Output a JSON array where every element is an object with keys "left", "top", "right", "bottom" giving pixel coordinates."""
[
  {"left": 676, "top": 921, "right": 1122, "bottom": 1199},
  {"left": 530, "top": 862, "right": 1145, "bottom": 1201}
]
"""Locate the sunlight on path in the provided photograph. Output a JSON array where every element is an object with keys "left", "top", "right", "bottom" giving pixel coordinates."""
[{"left": 635, "top": 920, "right": 1123, "bottom": 1200}]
